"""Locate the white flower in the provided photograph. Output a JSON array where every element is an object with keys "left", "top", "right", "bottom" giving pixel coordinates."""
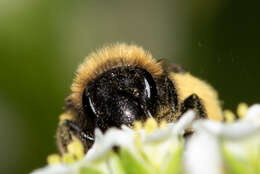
[
  {"left": 31, "top": 104, "right": 260, "bottom": 174},
  {"left": 85, "top": 127, "right": 136, "bottom": 161},
  {"left": 183, "top": 104, "right": 260, "bottom": 174}
]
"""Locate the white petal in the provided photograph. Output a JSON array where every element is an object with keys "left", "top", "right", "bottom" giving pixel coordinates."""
[
  {"left": 145, "top": 128, "right": 172, "bottom": 142},
  {"left": 85, "top": 127, "right": 135, "bottom": 161},
  {"left": 223, "top": 131, "right": 260, "bottom": 159},
  {"left": 193, "top": 119, "right": 260, "bottom": 139},
  {"left": 172, "top": 110, "right": 196, "bottom": 135},
  {"left": 184, "top": 131, "right": 222, "bottom": 174},
  {"left": 243, "top": 104, "right": 260, "bottom": 125},
  {"left": 30, "top": 164, "right": 72, "bottom": 174}
]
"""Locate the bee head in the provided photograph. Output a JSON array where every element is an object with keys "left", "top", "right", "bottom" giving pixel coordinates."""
[{"left": 82, "top": 66, "right": 157, "bottom": 132}]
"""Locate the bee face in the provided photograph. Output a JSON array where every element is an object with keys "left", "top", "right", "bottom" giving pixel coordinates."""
[
  {"left": 82, "top": 66, "right": 158, "bottom": 131},
  {"left": 56, "top": 43, "right": 223, "bottom": 154}
]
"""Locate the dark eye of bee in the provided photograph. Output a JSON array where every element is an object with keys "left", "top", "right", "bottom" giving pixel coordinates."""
[{"left": 82, "top": 66, "right": 157, "bottom": 132}]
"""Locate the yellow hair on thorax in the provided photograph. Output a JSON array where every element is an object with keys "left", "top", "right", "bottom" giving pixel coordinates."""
[{"left": 170, "top": 73, "right": 223, "bottom": 121}]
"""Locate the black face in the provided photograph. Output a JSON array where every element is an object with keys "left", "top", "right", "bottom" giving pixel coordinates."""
[{"left": 82, "top": 66, "right": 157, "bottom": 132}]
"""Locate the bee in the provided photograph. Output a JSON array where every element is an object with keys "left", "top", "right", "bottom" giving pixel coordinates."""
[{"left": 57, "top": 43, "right": 223, "bottom": 153}]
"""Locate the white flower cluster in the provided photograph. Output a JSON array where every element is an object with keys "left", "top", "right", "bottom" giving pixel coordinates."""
[{"left": 31, "top": 105, "right": 260, "bottom": 174}]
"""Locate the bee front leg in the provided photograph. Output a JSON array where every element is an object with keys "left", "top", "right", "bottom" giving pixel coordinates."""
[
  {"left": 178, "top": 94, "right": 207, "bottom": 137},
  {"left": 56, "top": 120, "right": 74, "bottom": 154},
  {"left": 56, "top": 120, "right": 94, "bottom": 154},
  {"left": 180, "top": 93, "right": 207, "bottom": 119}
]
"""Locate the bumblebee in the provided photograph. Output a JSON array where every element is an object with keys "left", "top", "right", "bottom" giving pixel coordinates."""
[{"left": 57, "top": 43, "right": 223, "bottom": 153}]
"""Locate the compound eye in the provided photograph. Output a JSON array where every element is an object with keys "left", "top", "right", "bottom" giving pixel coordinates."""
[
  {"left": 88, "top": 96, "right": 97, "bottom": 117},
  {"left": 82, "top": 88, "right": 98, "bottom": 120},
  {"left": 141, "top": 71, "right": 157, "bottom": 117},
  {"left": 144, "top": 77, "right": 151, "bottom": 98}
]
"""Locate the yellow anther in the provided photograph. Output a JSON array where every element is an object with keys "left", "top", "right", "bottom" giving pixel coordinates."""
[
  {"left": 62, "top": 153, "right": 75, "bottom": 164},
  {"left": 224, "top": 110, "right": 236, "bottom": 123},
  {"left": 47, "top": 154, "right": 61, "bottom": 165},
  {"left": 134, "top": 133, "right": 142, "bottom": 149},
  {"left": 144, "top": 118, "right": 158, "bottom": 134},
  {"left": 159, "top": 120, "right": 168, "bottom": 129},
  {"left": 67, "top": 140, "right": 85, "bottom": 160},
  {"left": 237, "top": 103, "right": 248, "bottom": 119},
  {"left": 133, "top": 121, "right": 142, "bottom": 131}
]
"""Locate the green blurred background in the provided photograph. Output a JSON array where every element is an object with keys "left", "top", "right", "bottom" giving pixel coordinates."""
[{"left": 0, "top": 1, "right": 259, "bottom": 173}]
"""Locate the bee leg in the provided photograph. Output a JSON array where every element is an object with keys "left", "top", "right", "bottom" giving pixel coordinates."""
[
  {"left": 56, "top": 120, "right": 94, "bottom": 154},
  {"left": 179, "top": 94, "right": 207, "bottom": 137},
  {"left": 56, "top": 121, "right": 73, "bottom": 154},
  {"left": 65, "top": 120, "right": 94, "bottom": 142},
  {"left": 180, "top": 93, "right": 207, "bottom": 119}
]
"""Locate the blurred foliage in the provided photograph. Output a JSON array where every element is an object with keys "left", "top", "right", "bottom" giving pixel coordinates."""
[
  {"left": 0, "top": 0, "right": 259, "bottom": 174},
  {"left": 190, "top": 0, "right": 260, "bottom": 111}
]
